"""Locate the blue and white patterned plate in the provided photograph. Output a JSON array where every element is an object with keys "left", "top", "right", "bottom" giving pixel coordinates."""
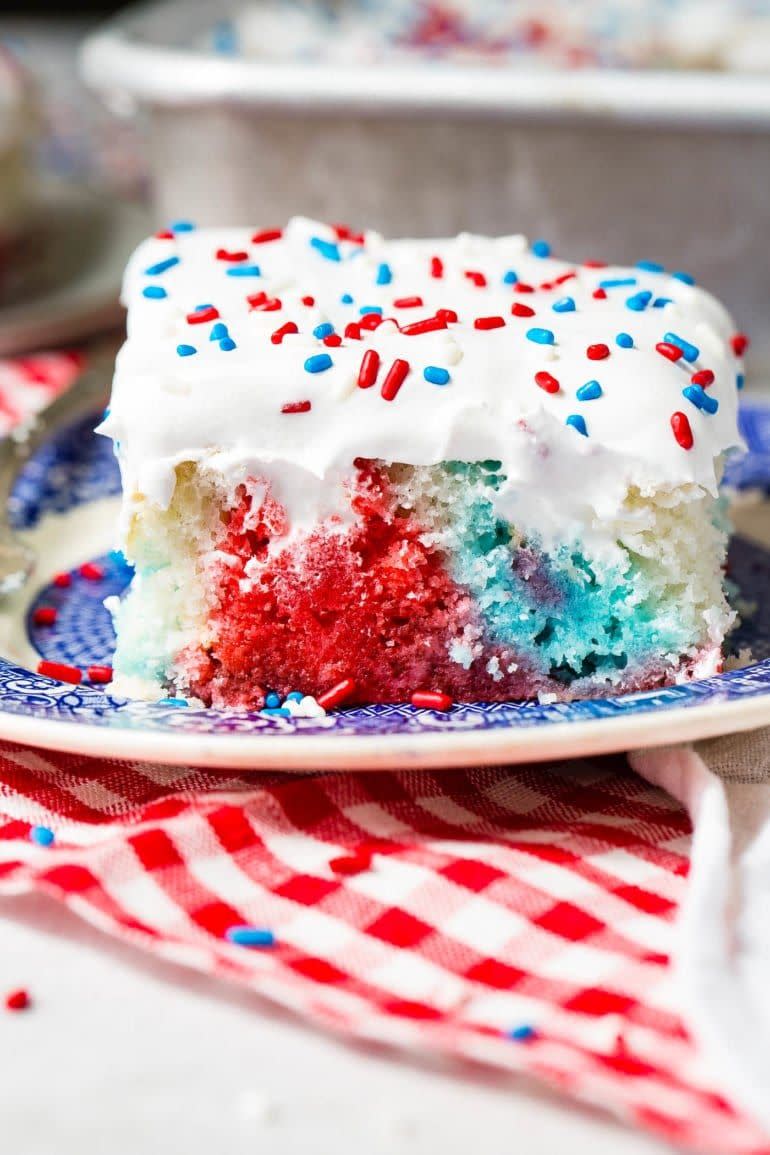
[{"left": 1, "top": 403, "right": 769, "bottom": 769}]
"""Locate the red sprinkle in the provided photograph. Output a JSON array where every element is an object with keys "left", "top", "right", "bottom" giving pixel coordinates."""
[
  {"left": 731, "top": 332, "right": 749, "bottom": 356},
  {"left": 381, "top": 359, "right": 410, "bottom": 401},
  {"left": 671, "top": 411, "right": 694, "bottom": 450},
  {"left": 344, "top": 322, "right": 362, "bottom": 340},
  {"left": 251, "top": 227, "right": 283, "bottom": 244},
  {"left": 656, "top": 341, "right": 684, "bottom": 362},
  {"left": 360, "top": 312, "right": 384, "bottom": 331},
  {"left": 430, "top": 256, "right": 444, "bottom": 279},
  {"left": 358, "top": 349, "right": 381, "bottom": 389},
  {"left": 332, "top": 223, "right": 365, "bottom": 245},
  {"left": 186, "top": 306, "right": 220, "bottom": 325},
  {"left": 52, "top": 572, "right": 71, "bottom": 589},
  {"left": 393, "top": 296, "right": 424, "bottom": 309},
  {"left": 317, "top": 677, "right": 357, "bottom": 710},
  {"left": 329, "top": 851, "right": 372, "bottom": 876},
  {"left": 32, "top": 606, "right": 57, "bottom": 627},
  {"left": 37, "top": 660, "right": 82, "bottom": 685},
  {"left": 583, "top": 260, "right": 607, "bottom": 268},
  {"left": 216, "top": 248, "right": 248, "bottom": 262},
  {"left": 587, "top": 343, "right": 610, "bottom": 360},
  {"left": 474, "top": 316, "right": 506, "bottom": 331},
  {"left": 271, "top": 321, "right": 299, "bottom": 345},
  {"left": 301, "top": 295, "right": 315, "bottom": 307},
  {"left": 437, "top": 308, "right": 458, "bottom": 324},
  {"left": 514, "top": 282, "right": 535, "bottom": 294},
  {"left": 511, "top": 302, "right": 536, "bottom": 318},
  {"left": 87, "top": 665, "right": 113, "bottom": 683},
  {"left": 465, "top": 270, "right": 487, "bottom": 288},
  {"left": 535, "top": 371, "right": 560, "bottom": 394},
  {"left": 411, "top": 690, "right": 453, "bottom": 712},
  {"left": 79, "top": 562, "right": 104, "bottom": 582},
  {"left": 323, "top": 334, "right": 342, "bottom": 347},
  {"left": 555, "top": 271, "right": 577, "bottom": 285},
  {"left": 154, "top": 229, "right": 174, "bottom": 240},
  {"left": 401, "top": 315, "right": 447, "bottom": 337},
  {"left": 5, "top": 989, "right": 30, "bottom": 1012},
  {"left": 248, "top": 294, "right": 281, "bottom": 312},
  {"left": 281, "top": 400, "right": 312, "bottom": 414},
  {"left": 592, "top": 288, "right": 607, "bottom": 300},
  {"left": 691, "top": 369, "right": 715, "bottom": 387}
]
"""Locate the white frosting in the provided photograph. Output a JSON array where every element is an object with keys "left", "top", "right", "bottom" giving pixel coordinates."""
[{"left": 101, "top": 216, "right": 743, "bottom": 551}]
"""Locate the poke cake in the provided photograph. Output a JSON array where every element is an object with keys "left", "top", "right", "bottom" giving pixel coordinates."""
[{"left": 99, "top": 217, "right": 745, "bottom": 709}]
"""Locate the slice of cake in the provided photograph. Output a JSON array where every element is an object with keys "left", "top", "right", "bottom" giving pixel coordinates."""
[{"left": 99, "top": 217, "right": 744, "bottom": 708}]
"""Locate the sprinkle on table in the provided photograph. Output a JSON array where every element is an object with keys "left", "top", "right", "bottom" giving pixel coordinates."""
[{"left": 226, "top": 926, "right": 276, "bottom": 949}]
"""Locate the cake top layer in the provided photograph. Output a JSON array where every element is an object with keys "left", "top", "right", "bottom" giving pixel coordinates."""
[{"left": 104, "top": 216, "right": 744, "bottom": 527}]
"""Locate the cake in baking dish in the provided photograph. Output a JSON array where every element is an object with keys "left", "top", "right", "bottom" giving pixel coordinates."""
[{"left": 99, "top": 217, "right": 745, "bottom": 708}]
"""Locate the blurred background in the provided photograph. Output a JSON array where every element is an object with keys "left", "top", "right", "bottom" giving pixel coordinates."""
[{"left": 0, "top": 0, "right": 767, "bottom": 359}]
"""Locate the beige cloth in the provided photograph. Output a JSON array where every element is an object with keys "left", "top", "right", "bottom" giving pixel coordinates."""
[{"left": 630, "top": 728, "right": 770, "bottom": 1136}]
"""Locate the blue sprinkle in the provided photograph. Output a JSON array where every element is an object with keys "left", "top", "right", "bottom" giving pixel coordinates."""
[
  {"left": 159, "top": 697, "right": 188, "bottom": 707},
  {"left": 265, "top": 691, "right": 282, "bottom": 709},
  {"left": 526, "top": 327, "right": 555, "bottom": 345},
  {"left": 653, "top": 297, "right": 673, "bottom": 308},
  {"left": 635, "top": 260, "right": 664, "bottom": 273},
  {"left": 226, "top": 264, "right": 261, "bottom": 277},
  {"left": 616, "top": 332, "right": 634, "bottom": 348},
  {"left": 310, "top": 236, "right": 341, "bottom": 262},
  {"left": 226, "top": 926, "right": 276, "bottom": 948},
  {"left": 664, "top": 331, "right": 699, "bottom": 362},
  {"left": 144, "top": 256, "right": 179, "bottom": 276},
  {"left": 261, "top": 707, "right": 291, "bottom": 718},
  {"left": 424, "top": 366, "right": 450, "bottom": 385},
  {"left": 552, "top": 297, "right": 575, "bottom": 313},
  {"left": 503, "top": 270, "right": 518, "bottom": 285},
  {"left": 102, "top": 406, "right": 111, "bottom": 420},
  {"left": 576, "top": 380, "right": 602, "bottom": 401},
  {"left": 376, "top": 262, "right": 392, "bottom": 285},
  {"left": 340, "top": 293, "right": 354, "bottom": 304},
  {"left": 170, "top": 219, "right": 195, "bottom": 233},
  {"left": 599, "top": 277, "right": 637, "bottom": 289},
  {"left": 507, "top": 1024, "right": 537, "bottom": 1043},
  {"left": 626, "top": 291, "right": 653, "bottom": 312},
  {"left": 683, "top": 384, "right": 719, "bottom": 415},
  {"left": 566, "top": 413, "right": 588, "bottom": 436},
  {"left": 194, "top": 303, "right": 214, "bottom": 311},
  {"left": 737, "top": 373, "right": 745, "bottom": 391},
  {"left": 285, "top": 691, "right": 304, "bottom": 702},
  {"left": 313, "top": 322, "right": 335, "bottom": 339},
  {"left": 210, "top": 322, "right": 229, "bottom": 341},
  {"left": 305, "top": 353, "right": 333, "bottom": 374},
  {"left": 142, "top": 285, "right": 167, "bottom": 299},
  {"left": 532, "top": 239, "right": 551, "bottom": 258},
  {"left": 219, "top": 337, "right": 237, "bottom": 351},
  {"left": 359, "top": 305, "right": 383, "bottom": 316},
  {"left": 212, "top": 20, "right": 237, "bottom": 54},
  {"left": 176, "top": 344, "right": 196, "bottom": 357},
  {"left": 671, "top": 270, "right": 695, "bottom": 285},
  {"left": 30, "top": 825, "right": 55, "bottom": 847}
]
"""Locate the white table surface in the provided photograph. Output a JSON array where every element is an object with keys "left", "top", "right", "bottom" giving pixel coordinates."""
[{"left": 0, "top": 892, "right": 674, "bottom": 1155}]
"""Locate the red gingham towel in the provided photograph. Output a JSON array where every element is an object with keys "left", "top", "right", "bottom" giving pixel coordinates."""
[
  {"left": 0, "top": 745, "right": 767, "bottom": 1155},
  {"left": 0, "top": 351, "right": 767, "bottom": 1154}
]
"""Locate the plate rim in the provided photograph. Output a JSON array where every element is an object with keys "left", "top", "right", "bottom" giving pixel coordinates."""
[{"left": 0, "top": 687, "right": 767, "bottom": 770}]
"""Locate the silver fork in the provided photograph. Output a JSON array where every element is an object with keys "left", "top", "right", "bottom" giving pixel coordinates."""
[{"left": 0, "top": 340, "right": 118, "bottom": 595}]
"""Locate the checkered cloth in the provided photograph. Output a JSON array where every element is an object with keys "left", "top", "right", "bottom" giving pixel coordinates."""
[{"left": 0, "top": 353, "right": 767, "bottom": 1155}]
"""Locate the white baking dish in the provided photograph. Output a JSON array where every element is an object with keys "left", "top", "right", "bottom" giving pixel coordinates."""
[{"left": 80, "top": 0, "right": 770, "bottom": 364}]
